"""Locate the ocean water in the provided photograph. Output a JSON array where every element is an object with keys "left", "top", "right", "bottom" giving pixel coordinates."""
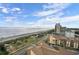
[{"left": 0, "top": 27, "right": 48, "bottom": 38}]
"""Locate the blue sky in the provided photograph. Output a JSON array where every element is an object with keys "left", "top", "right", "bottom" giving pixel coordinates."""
[{"left": 0, "top": 3, "right": 79, "bottom": 28}]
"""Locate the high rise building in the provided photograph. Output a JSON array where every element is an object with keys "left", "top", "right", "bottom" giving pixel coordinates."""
[{"left": 55, "top": 23, "right": 61, "bottom": 34}]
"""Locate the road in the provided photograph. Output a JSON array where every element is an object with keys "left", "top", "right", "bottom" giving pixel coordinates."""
[{"left": 9, "top": 45, "right": 31, "bottom": 55}]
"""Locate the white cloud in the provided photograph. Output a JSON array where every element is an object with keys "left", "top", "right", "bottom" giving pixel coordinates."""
[
  {"left": 0, "top": 4, "right": 21, "bottom": 14},
  {"left": 43, "top": 3, "right": 70, "bottom": 10},
  {"left": 3, "top": 16, "right": 24, "bottom": 27},
  {"left": 60, "top": 15, "right": 79, "bottom": 23},
  {"left": 40, "top": 15, "right": 79, "bottom": 23},
  {"left": 11, "top": 8, "right": 21, "bottom": 11},
  {"left": 28, "top": 15, "right": 79, "bottom": 28},
  {"left": 2, "top": 8, "right": 9, "bottom": 13},
  {"left": 1, "top": 7, "right": 21, "bottom": 14},
  {"left": 4, "top": 15, "right": 78, "bottom": 28},
  {"left": 34, "top": 9, "right": 59, "bottom": 16},
  {"left": 0, "top": 6, "right": 4, "bottom": 8},
  {"left": 10, "top": 8, "right": 22, "bottom": 14},
  {"left": 31, "top": 3, "right": 78, "bottom": 28},
  {"left": 4, "top": 16, "right": 17, "bottom": 22},
  {"left": 0, "top": 4, "right": 9, "bottom": 13},
  {"left": 34, "top": 3, "right": 79, "bottom": 27},
  {"left": 34, "top": 3, "right": 70, "bottom": 17}
]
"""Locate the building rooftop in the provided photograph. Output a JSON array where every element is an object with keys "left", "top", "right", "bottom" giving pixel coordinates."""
[
  {"left": 26, "top": 40, "right": 79, "bottom": 55},
  {"left": 48, "top": 34, "right": 79, "bottom": 42}
]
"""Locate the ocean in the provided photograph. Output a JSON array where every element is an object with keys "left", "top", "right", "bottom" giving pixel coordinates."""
[{"left": 0, "top": 27, "right": 49, "bottom": 38}]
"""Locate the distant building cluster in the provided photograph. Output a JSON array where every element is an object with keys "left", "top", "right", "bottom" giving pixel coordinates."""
[
  {"left": 48, "top": 23, "right": 79, "bottom": 49},
  {"left": 55, "top": 23, "right": 75, "bottom": 38}
]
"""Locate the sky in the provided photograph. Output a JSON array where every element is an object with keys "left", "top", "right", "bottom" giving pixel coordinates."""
[{"left": 0, "top": 3, "right": 79, "bottom": 28}]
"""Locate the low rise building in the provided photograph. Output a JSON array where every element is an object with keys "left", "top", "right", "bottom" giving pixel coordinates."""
[
  {"left": 48, "top": 34, "right": 79, "bottom": 49},
  {"left": 65, "top": 30, "right": 75, "bottom": 38}
]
